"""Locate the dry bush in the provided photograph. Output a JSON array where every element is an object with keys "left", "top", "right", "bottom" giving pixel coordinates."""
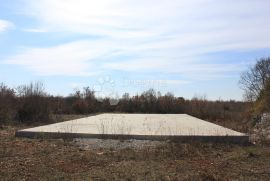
[
  {"left": 16, "top": 82, "right": 51, "bottom": 124},
  {"left": 72, "top": 99, "right": 89, "bottom": 114},
  {"left": 254, "top": 80, "right": 270, "bottom": 114},
  {"left": 0, "top": 83, "right": 16, "bottom": 125}
]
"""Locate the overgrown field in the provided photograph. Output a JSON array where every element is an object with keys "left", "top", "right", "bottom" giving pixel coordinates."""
[{"left": 1, "top": 126, "right": 270, "bottom": 181}]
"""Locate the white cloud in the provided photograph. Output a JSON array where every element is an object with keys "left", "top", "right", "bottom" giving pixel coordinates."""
[
  {"left": 165, "top": 80, "right": 191, "bottom": 85},
  {"left": 4, "top": 38, "right": 247, "bottom": 79},
  {"left": 23, "top": 28, "right": 48, "bottom": 33},
  {"left": 22, "top": 0, "right": 270, "bottom": 39},
  {"left": 4, "top": 40, "right": 103, "bottom": 76},
  {"left": 6, "top": 0, "right": 270, "bottom": 78},
  {"left": 102, "top": 57, "right": 246, "bottom": 80},
  {"left": 0, "top": 19, "right": 14, "bottom": 32}
]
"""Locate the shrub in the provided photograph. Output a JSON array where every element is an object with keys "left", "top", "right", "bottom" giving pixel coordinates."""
[
  {"left": 72, "top": 99, "right": 88, "bottom": 114},
  {"left": 254, "top": 80, "right": 270, "bottom": 114},
  {"left": 0, "top": 83, "right": 16, "bottom": 124},
  {"left": 16, "top": 82, "right": 51, "bottom": 124}
]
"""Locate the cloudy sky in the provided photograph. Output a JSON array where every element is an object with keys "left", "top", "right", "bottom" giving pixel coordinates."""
[{"left": 0, "top": 0, "right": 270, "bottom": 100}]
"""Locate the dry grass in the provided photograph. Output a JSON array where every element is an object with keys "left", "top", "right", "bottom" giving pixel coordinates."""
[{"left": 1, "top": 126, "right": 270, "bottom": 181}]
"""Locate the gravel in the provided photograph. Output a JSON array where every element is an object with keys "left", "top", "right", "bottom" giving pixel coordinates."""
[{"left": 73, "top": 138, "right": 167, "bottom": 150}]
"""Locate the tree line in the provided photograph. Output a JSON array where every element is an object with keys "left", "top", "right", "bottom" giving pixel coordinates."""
[{"left": 0, "top": 81, "right": 248, "bottom": 130}]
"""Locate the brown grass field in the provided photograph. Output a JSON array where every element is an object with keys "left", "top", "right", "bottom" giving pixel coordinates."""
[{"left": 1, "top": 123, "right": 270, "bottom": 181}]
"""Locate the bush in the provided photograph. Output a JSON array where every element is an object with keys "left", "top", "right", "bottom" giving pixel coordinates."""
[
  {"left": 0, "top": 83, "right": 16, "bottom": 124},
  {"left": 16, "top": 82, "right": 51, "bottom": 124},
  {"left": 72, "top": 99, "right": 88, "bottom": 114},
  {"left": 254, "top": 80, "right": 270, "bottom": 114}
]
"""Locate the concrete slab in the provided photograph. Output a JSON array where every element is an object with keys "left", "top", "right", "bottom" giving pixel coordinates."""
[{"left": 16, "top": 114, "right": 249, "bottom": 143}]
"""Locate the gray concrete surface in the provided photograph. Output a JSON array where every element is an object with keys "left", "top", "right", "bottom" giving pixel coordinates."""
[{"left": 16, "top": 114, "right": 249, "bottom": 143}]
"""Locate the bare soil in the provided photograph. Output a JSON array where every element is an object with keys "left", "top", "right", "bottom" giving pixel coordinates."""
[{"left": 1, "top": 125, "right": 270, "bottom": 181}]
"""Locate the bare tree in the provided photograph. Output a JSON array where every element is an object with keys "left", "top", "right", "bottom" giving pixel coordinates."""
[
  {"left": 239, "top": 57, "right": 270, "bottom": 101},
  {"left": 16, "top": 81, "right": 46, "bottom": 97},
  {"left": 83, "top": 86, "right": 95, "bottom": 100}
]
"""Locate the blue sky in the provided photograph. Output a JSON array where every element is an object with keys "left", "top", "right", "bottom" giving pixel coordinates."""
[{"left": 0, "top": 0, "right": 270, "bottom": 100}]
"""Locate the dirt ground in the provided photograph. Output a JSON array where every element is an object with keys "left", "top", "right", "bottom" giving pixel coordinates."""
[{"left": 1, "top": 126, "right": 270, "bottom": 181}]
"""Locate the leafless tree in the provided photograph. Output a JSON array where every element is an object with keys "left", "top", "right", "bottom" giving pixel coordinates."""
[
  {"left": 16, "top": 81, "right": 46, "bottom": 97},
  {"left": 239, "top": 57, "right": 270, "bottom": 101}
]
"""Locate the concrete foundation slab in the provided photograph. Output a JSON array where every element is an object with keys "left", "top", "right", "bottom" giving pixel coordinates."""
[{"left": 16, "top": 114, "right": 249, "bottom": 143}]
